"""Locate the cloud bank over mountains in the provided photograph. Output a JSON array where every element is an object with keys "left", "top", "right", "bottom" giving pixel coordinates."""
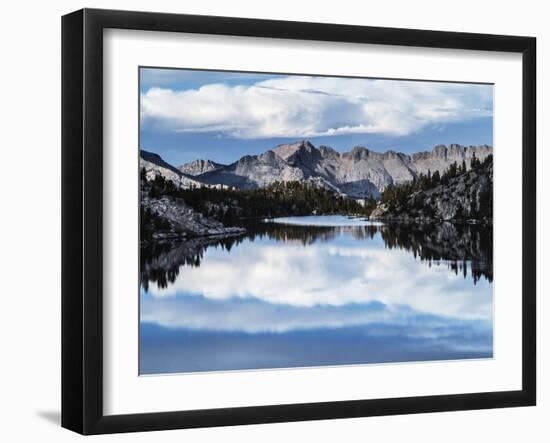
[{"left": 141, "top": 76, "right": 493, "bottom": 139}]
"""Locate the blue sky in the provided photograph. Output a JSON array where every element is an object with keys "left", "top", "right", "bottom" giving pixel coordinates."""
[{"left": 140, "top": 67, "right": 493, "bottom": 167}]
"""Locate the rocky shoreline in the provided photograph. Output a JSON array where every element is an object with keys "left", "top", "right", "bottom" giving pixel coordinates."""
[
  {"left": 141, "top": 193, "right": 246, "bottom": 244},
  {"left": 148, "top": 226, "right": 246, "bottom": 242},
  {"left": 369, "top": 205, "right": 492, "bottom": 224}
]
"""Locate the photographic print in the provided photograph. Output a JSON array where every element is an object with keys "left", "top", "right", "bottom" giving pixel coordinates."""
[{"left": 139, "top": 67, "right": 494, "bottom": 375}]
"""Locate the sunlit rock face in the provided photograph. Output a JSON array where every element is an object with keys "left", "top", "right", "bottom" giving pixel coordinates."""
[
  {"left": 141, "top": 193, "right": 245, "bottom": 239},
  {"left": 140, "top": 149, "right": 206, "bottom": 189},
  {"left": 272, "top": 140, "right": 318, "bottom": 161},
  {"left": 140, "top": 142, "right": 493, "bottom": 199},
  {"left": 412, "top": 144, "right": 493, "bottom": 177},
  {"left": 178, "top": 159, "right": 224, "bottom": 176}
]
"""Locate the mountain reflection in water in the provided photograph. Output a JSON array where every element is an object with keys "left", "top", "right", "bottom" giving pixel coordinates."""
[
  {"left": 140, "top": 217, "right": 493, "bottom": 374},
  {"left": 141, "top": 220, "right": 492, "bottom": 291}
]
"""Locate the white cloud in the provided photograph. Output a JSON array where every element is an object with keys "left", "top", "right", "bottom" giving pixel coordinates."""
[
  {"left": 141, "top": 293, "right": 490, "bottom": 335},
  {"left": 141, "top": 76, "right": 493, "bottom": 139},
  {"left": 145, "top": 238, "right": 493, "bottom": 322}
]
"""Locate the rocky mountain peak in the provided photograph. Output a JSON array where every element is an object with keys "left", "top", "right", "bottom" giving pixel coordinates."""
[
  {"left": 237, "top": 154, "right": 256, "bottom": 165},
  {"left": 273, "top": 140, "right": 316, "bottom": 160},
  {"left": 141, "top": 149, "right": 182, "bottom": 176},
  {"left": 382, "top": 150, "right": 406, "bottom": 160},
  {"left": 258, "top": 149, "right": 284, "bottom": 163},
  {"left": 448, "top": 144, "right": 467, "bottom": 157},
  {"left": 319, "top": 145, "right": 340, "bottom": 159},
  {"left": 140, "top": 150, "right": 207, "bottom": 189},
  {"left": 344, "top": 146, "right": 370, "bottom": 161},
  {"left": 432, "top": 144, "right": 448, "bottom": 159},
  {"left": 178, "top": 158, "right": 224, "bottom": 176}
]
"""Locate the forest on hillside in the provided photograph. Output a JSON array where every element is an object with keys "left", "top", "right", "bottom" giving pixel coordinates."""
[
  {"left": 141, "top": 168, "right": 377, "bottom": 225},
  {"left": 376, "top": 154, "right": 493, "bottom": 221}
]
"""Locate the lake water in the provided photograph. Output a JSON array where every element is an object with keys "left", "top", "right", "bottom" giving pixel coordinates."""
[{"left": 140, "top": 215, "right": 493, "bottom": 375}]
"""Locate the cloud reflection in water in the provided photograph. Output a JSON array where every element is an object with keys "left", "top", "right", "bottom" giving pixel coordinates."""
[{"left": 140, "top": 217, "right": 493, "bottom": 373}]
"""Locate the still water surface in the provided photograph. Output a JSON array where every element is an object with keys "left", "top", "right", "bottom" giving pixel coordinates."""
[{"left": 140, "top": 215, "right": 493, "bottom": 374}]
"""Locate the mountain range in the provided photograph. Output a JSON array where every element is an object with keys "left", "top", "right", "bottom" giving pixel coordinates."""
[{"left": 140, "top": 141, "right": 493, "bottom": 198}]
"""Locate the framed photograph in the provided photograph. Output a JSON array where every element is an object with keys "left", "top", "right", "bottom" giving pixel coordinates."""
[{"left": 62, "top": 8, "right": 536, "bottom": 434}]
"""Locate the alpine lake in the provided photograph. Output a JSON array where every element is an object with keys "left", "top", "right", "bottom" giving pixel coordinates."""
[{"left": 140, "top": 215, "right": 493, "bottom": 375}]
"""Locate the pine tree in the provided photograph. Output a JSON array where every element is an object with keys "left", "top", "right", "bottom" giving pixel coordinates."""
[{"left": 470, "top": 152, "right": 481, "bottom": 170}]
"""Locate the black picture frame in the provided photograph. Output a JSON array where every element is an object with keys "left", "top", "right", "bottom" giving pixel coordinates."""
[{"left": 62, "top": 8, "right": 536, "bottom": 435}]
